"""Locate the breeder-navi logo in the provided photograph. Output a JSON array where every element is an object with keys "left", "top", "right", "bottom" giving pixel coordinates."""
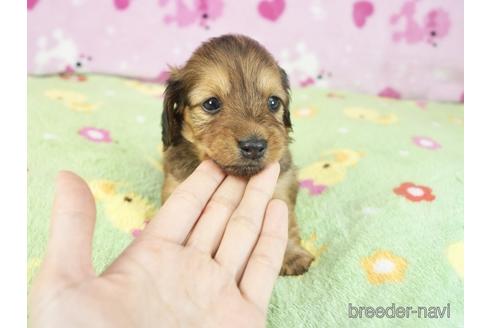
[{"left": 348, "top": 303, "right": 451, "bottom": 319}]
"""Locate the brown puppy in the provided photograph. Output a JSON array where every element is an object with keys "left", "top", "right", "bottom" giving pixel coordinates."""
[{"left": 161, "top": 34, "right": 314, "bottom": 275}]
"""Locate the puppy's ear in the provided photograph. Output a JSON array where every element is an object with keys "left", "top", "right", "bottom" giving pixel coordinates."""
[
  {"left": 279, "top": 67, "right": 292, "bottom": 129},
  {"left": 162, "top": 75, "right": 186, "bottom": 149}
]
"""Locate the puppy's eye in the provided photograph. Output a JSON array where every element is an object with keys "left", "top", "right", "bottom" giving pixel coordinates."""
[
  {"left": 268, "top": 96, "right": 281, "bottom": 112},
  {"left": 202, "top": 97, "right": 221, "bottom": 113}
]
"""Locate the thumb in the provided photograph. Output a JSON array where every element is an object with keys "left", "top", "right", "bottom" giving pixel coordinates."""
[{"left": 44, "top": 171, "right": 97, "bottom": 279}]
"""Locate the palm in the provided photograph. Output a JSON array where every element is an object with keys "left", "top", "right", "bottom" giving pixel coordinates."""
[
  {"left": 105, "top": 241, "right": 265, "bottom": 327},
  {"left": 29, "top": 162, "right": 287, "bottom": 328}
]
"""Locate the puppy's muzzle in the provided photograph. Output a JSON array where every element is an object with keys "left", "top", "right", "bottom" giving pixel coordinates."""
[{"left": 238, "top": 137, "right": 267, "bottom": 160}]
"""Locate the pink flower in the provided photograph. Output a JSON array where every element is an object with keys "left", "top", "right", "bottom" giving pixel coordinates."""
[
  {"left": 412, "top": 136, "right": 441, "bottom": 150},
  {"left": 299, "top": 179, "right": 327, "bottom": 196},
  {"left": 78, "top": 127, "right": 112, "bottom": 143}
]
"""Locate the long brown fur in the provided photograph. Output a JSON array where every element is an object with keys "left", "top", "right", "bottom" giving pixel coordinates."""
[{"left": 161, "top": 35, "right": 313, "bottom": 275}]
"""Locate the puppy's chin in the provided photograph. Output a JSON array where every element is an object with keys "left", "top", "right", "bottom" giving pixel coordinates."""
[{"left": 214, "top": 162, "right": 265, "bottom": 177}]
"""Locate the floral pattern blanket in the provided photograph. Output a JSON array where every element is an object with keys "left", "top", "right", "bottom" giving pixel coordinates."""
[{"left": 28, "top": 74, "right": 463, "bottom": 327}]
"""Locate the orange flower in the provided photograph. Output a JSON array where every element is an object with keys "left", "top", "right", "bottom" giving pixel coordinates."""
[
  {"left": 361, "top": 250, "right": 408, "bottom": 284},
  {"left": 393, "top": 182, "right": 436, "bottom": 202}
]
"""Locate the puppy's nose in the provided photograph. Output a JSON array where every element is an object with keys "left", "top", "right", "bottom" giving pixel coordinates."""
[{"left": 239, "top": 137, "right": 267, "bottom": 160}]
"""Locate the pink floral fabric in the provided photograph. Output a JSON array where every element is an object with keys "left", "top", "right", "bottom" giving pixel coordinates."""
[{"left": 27, "top": 0, "right": 463, "bottom": 101}]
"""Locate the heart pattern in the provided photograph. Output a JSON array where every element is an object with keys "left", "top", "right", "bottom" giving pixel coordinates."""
[
  {"left": 353, "top": 1, "right": 374, "bottom": 28},
  {"left": 258, "top": 0, "right": 285, "bottom": 22},
  {"left": 27, "top": 0, "right": 39, "bottom": 10},
  {"left": 378, "top": 87, "right": 401, "bottom": 99},
  {"left": 114, "top": 0, "right": 131, "bottom": 10},
  {"left": 26, "top": 0, "right": 461, "bottom": 102}
]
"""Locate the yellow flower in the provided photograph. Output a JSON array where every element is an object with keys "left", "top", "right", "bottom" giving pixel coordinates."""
[
  {"left": 361, "top": 250, "right": 408, "bottom": 284},
  {"left": 299, "top": 160, "right": 346, "bottom": 186},
  {"left": 322, "top": 149, "right": 363, "bottom": 167},
  {"left": 449, "top": 116, "right": 464, "bottom": 126},
  {"left": 447, "top": 241, "right": 463, "bottom": 279},
  {"left": 299, "top": 149, "right": 363, "bottom": 186},
  {"left": 125, "top": 80, "right": 163, "bottom": 96},
  {"left": 344, "top": 107, "right": 398, "bottom": 125},
  {"left": 376, "top": 113, "right": 398, "bottom": 125},
  {"left": 300, "top": 231, "right": 328, "bottom": 267},
  {"left": 90, "top": 180, "right": 117, "bottom": 200},
  {"left": 45, "top": 89, "right": 98, "bottom": 112},
  {"left": 28, "top": 258, "right": 42, "bottom": 285},
  {"left": 45, "top": 89, "right": 85, "bottom": 102},
  {"left": 66, "top": 101, "right": 99, "bottom": 112},
  {"left": 89, "top": 180, "right": 157, "bottom": 233},
  {"left": 104, "top": 192, "right": 156, "bottom": 233}
]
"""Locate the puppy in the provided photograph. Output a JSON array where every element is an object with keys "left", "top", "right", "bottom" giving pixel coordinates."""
[{"left": 161, "top": 34, "right": 314, "bottom": 275}]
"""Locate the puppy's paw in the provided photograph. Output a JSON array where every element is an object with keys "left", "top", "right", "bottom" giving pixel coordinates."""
[{"left": 280, "top": 246, "right": 314, "bottom": 276}]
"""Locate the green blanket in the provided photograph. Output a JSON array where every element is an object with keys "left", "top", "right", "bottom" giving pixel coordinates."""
[{"left": 28, "top": 74, "right": 464, "bottom": 327}]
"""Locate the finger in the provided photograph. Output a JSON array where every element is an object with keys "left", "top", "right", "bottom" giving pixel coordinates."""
[
  {"left": 239, "top": 200, "right": 288, "bottom": 311},
  {"left": 186, "top": 175, "right": 247, "bottom": 255},
  {"left": 214, "top": 162, "right": 280, "bottom": 281},
  {"left": 143, "top": 160, "right": 225, "bottom": 244},
  {"left": 45, "top": 171, "right": 96, "bottom": 278}
]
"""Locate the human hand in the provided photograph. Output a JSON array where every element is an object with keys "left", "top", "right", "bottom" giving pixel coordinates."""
[{"left": 28, "top": 161, "right": 287, "bottom": 328}]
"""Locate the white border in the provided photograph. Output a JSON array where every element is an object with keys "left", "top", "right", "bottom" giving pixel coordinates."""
[
  {"left": 465, "top": 0, "right": 492, "bottom": 326},
  {"left": 0, "top": 1, "right": 27, "bottom": 325},
  {"left": 0, "top": 0, "right": 480, "bottom": 325}
]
